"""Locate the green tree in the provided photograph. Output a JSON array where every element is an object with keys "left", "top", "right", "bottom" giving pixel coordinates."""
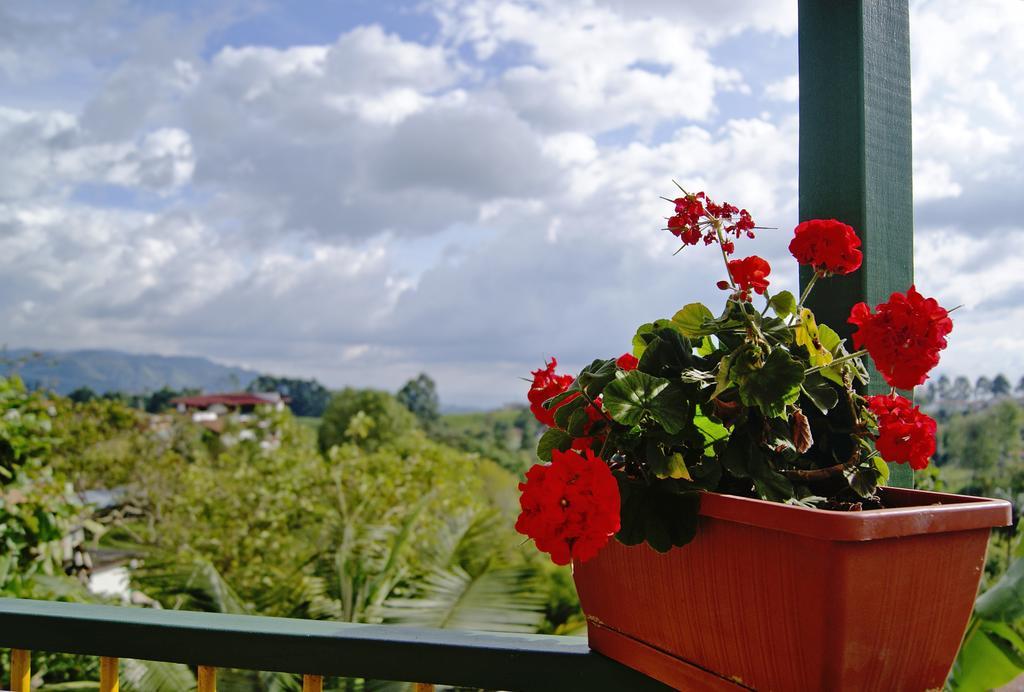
[
  {"left": 318, "top": 388, "right": 419, "bottom": 453},
  {"left": 937, "top": 374, "right": 951, "bottom": 401},
  {"left": 145, "top": 386, "right": 187, "bottom": 413},
  {"left": 993, "top": 374, "right": 1012, "bottom": 398},
  {"left": 920, "top": 382, "right": 936, "bottom": 406},
  {"left": 0, "top": 376, "right": 87, "bottom": 593},
  {"left": 68, "top": 386, "right": 98, "bottom": 403},
  {"left": 942, "top": 400, "right": 1024, "bottom": 493},
  {"left": 248, "top": 375, "right": 331, "bottom": 418},
  {"left": 123, "top": 418, "right": 560, "bottom": 636},
  {"left": 952, "top": 376, "right": 972, "bottom": 401},
  {"left": 975, "top": 376, "right": 993, "bottom": 401},
  {"left": 397, "top": 373, "right": 441, "bottom": 426}
]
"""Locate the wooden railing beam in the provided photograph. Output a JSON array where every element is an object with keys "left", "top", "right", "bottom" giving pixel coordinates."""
[{"left": 0, "top": 599, "right": 667, "bottom": 691}]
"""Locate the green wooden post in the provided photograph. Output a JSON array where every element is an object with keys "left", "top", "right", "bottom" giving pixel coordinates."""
[{"left": 798, "top": 0, "right": 914, "bottom": 487}]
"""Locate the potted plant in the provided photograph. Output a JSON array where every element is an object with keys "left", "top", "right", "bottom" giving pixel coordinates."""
[{"left": 515, "top": 188, "right": 1011, "bottom": 690}]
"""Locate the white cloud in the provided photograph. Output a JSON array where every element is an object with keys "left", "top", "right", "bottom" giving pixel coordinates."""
[
  {"left": 764, "top": 74, "right": 798, "bottom": 103},
  {"left": 437, "top": 0, "right": 746, "bottom": 135},
  {"left": 0, "top": 107, "right": 194, "bottom": 200},
  {"left": 911, "top": 0, "right": 1024, "bottom": 226},
  {"left": 0, "top": 0, "right": 1021, "bottom": 406}
]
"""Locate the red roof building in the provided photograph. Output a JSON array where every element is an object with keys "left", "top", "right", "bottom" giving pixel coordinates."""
[{"left": 171, "top": 392, "right": 287, "bottom": 412}]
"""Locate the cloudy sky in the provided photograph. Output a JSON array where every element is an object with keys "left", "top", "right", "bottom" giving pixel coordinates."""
[{"left": 1, "top": 0, "right": 1022, "bottom": 407}]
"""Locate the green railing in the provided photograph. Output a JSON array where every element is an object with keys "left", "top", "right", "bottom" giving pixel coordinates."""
[{"left": 0, "top": 598, "right": 668, "bottom": 691}]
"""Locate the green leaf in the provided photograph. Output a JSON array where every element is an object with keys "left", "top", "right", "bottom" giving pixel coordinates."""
[
  {"left": 664, "top": 453, "right": 692, "bottom": 480},
  {"left": 845, "top": 466, "right": 880, "bottom": 498},
  {"left": 636, "top": 327, "right": 698, "bottom": 379},
  {"left": 721, "top": 433, "right": 752, "bottom": 478},
  {"left": 694, "top": 409, "right": 729, "bottom": 450},
  {"left": 602, "top": 371, "right": 691, "bottom": 434},
  {"left": 644, "top": 439, "right": 691, "bottom": 480},
  {"left": 576, "top": 358, "right": 618, "bottom": 397},
  {"left": 615, "top": 478, "right": 700, "bottom": 552},
  {"left": 536, "top": 428, "right": 573, "bottom": 462},
  {"left": 951, "top": 619, "right": 1024, "bottom": 691},
  {"left": 615, "top": 479, "right": 648, "bottom": 546},
  {"left": 696, "top": 336, "right": 716, "bottom": 356},
  {"left": 761, "top": 315, "right": 794, "bottom": 345},
  {"left": 566, "top": 407, "right": 591, "bottom": 437},
  {"left": 671, "top": 303, "right": 715, "bottom": 338},
  {"left": 552, "top": 393, "right": 586, "bottom": 430},
  {"left": 769, "top": 290, "right": 797, "bottom": 318},
  {"left": 737, "top": 350, "right": 806, "bottom": 419},
  {"left": 751, "top": 464, "right": 794, "bottom": 502},
  {"left": 872, "top": 455, "right": 890, "bottom": 484},
  {"left": 817, "top": 323, "right": 842, "bottom": 353},
  {"left": 820, "top": 365, "right": 846, "bottom": 387},
  {"left": 631, "top": 323, "right": 655, "bottom": 358},
  {"left": 685, "top": 453, "right": 723, "bottom": 490},
  {"left": 801, "top": 372, "right": 840, "bottom": 415},
  {"left": 977, "top": 558, "right": 1024, "bottom": 623},
  {"left": 603, "top": 371, "right": 670, "bottom": 427},
  {"left": 950, "top": 555, "right": 1024, "bottom": 690},
  {"left": 650, "top": 383, "right": 691, "bottom": 434}
]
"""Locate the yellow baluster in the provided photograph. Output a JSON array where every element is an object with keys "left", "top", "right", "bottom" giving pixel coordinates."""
[
  {"left": 10, "top": 649, "right": 30, "bottom": 692},
  {"left": 100, "top": 656, "right": 119, "bottom": 692},
  {"left": 302, "top": 674, "right": 323, "bottom": 691},
  {"left": 197, "top": 665, "right": 217, "bottom": 692}
]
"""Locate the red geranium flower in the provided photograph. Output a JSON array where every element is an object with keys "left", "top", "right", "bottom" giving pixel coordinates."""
[
  {"left": 789, "top": 219, "right": 863, "bottom": 275},
  {"left": 866, "top": 394, "right": 937, "bottom": 471},
  {"left": 848, "top": 286, "right": 952, "bottom": 390},
  {"left": 665, "top": 191, "right": 756, "bottom": 249},
  {"left": 616, "top": 353, "right": 638, "bottom": 371},
  {"left": 527, "top": 358, "right": 575, "bottom": 427},
  {"left": 515, "top": 448, "right": 621, "bottom": 565},
  {"left": 727, "top": 255, "right": 771, "bottom": 301}
]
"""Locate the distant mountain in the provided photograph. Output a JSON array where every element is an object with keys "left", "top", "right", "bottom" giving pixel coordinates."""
[{"left": 1, "top": 348, "right": 260, "bottom": 395}]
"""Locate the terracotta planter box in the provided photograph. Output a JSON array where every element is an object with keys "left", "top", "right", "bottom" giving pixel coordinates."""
[{"left": 573, "top": 487, "right": 1012, "bottom": 691}]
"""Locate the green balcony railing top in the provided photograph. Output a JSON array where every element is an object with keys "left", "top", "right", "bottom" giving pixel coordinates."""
[{"left": 0, "top": 597, "right": 669, "bottom": 691}]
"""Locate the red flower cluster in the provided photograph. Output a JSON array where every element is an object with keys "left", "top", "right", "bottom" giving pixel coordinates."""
[
  {"left": 849, "top": 286, "right": 952, "bottom": 389},
  {"left": 866, "top": 394, "right": 937, "bottom": 470},
  {"left": 515, "top": 448, "right": 621, "bottom": 565},
  {"left": 789, "top": 219, "right": 863, "bottom": 276},
  {"left": 666, "top": 191, "right": 754, "bottom": 254},
  {"left": 616, "top": 352, "right": 639, "bottom": 371},
  {"left": 727, "top": 256, "right": 771, "bottom": 301},
  {"left": 527, "top": 358, "right": 574, "bottom": 427}
]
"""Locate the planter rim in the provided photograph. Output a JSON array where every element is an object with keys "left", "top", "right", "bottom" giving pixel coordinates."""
[{"left": 697, "top": 487, "right": 1011, "bottom": 541}]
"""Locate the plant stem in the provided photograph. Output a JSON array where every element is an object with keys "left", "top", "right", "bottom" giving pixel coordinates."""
[
  {"left": 794, "top": 271, "right": 821, "bottom": 320},
  {"left": 804, "top": 349, "right": 869, "bottom": 375},
  {"left": 781, "top": 448, "right": 861, "bottom": 481}
]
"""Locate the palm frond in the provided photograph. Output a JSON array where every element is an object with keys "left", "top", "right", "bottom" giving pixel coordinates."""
[
  {"left": 257, "top": 669, "right": 303, "bottom": 692},
  {"left": 131, "top": 556, "right": 248, "bottom": 614},
  {"left": 121, "top": 658, "right": 195, "bottom": 692},
  {"left": 378, "top": 566, "right": 547, "bottom": 633},
  {"left": 28, "top": 573, "right": 98, "bottom": 602}
]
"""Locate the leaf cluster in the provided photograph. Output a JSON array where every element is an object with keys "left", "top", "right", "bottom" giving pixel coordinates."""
[{"left": 535, "top": 293, "right": 884, "bottom": 553}]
